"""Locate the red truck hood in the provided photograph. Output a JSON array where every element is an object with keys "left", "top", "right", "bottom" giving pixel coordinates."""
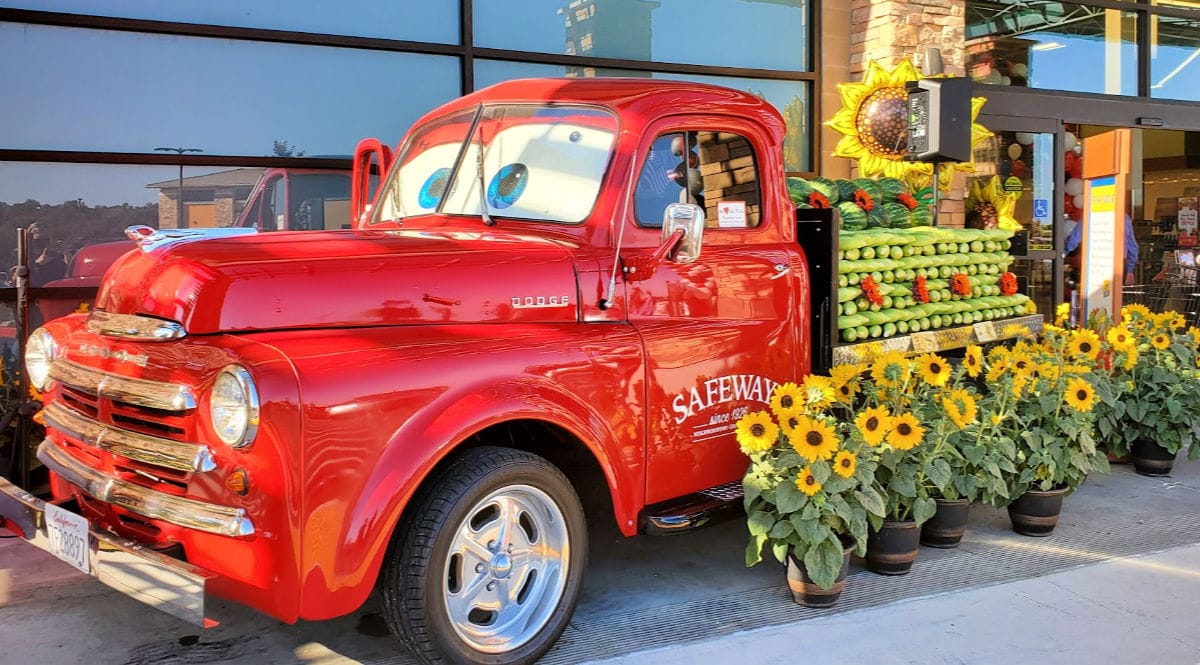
[{"left": 95, "top": 229, "right": 581, "bottom": 334}]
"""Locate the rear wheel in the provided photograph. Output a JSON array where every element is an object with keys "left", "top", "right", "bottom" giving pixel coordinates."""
[{"left": 381, "top": 447, "right": 587, "bottom": 664}]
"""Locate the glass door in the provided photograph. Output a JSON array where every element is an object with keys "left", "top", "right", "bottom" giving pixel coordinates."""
[{"left": 972, "top": 114, "right": 1063, "bottom": 318}]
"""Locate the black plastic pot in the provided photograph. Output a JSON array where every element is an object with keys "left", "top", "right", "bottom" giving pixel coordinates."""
[
  {"left": 786, "top": 541, "right": 855, "bottom": 608},
  {"left": 1131, "top": 438, "right": 1177, "bottom": 477},
  {"left": 1007, "top": 487, "right": 1066, "bottom": 537},
  {"left": 920, "top": 498, "right": 970, "bottom": 549},
  {"left": 865, "top": 520, "right": 920, "bottom": 575}
]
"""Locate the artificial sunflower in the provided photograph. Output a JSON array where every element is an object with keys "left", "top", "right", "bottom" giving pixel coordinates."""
[
  {"left": 1151, "top": 333, "right": 1171, "bottom": 350},
  {"left": 999, "top": 271, "right": 1019, "bottom": 296},
  {"left": 913, "top": 274, "right": 931, "bottom": 304},
  {"left": 963, "top": 344, "right": 983, "bottom": 378},
  {"left": 736, "top": 410, "right": 779, "bottom": 454},
  {"left": 950, "top": 272, "right": 973, "bottom": 297},
  {"left": 917, "top": 353, "right": 952, "bottom": 387},
  {"left": 943, "top": 388, "right": 978, "bottom": 429},
  {"left": 860, "top": 274, "right": 884, "bottom": 307},
  {"left": 1068, "top": 329, "right": 1102, "bottom": 360},
  {"left": 770, "top": 382, "right": 803, "bottom": 416},
  {"left": 801, "top": 374, "right": 836, "bottom": 410},
  {"left": 796, "top": 466, "right": 822, "bottom": 496},
  {"left": 887, "top": 412, "right": 925, "bottom": 450},
  {"left": 871, "top": 350, "right": 911, "bottom": 388},
  {"left": 1106, "top": 326, "right": 1134, "bottom": 352},
  {"left": 808, "top": 191, "right": 831, "bottom": 209},
  {"left": 790, "top": 415, "right": 840, "bottom": 462},
  {"left": 833, "top": 450, "right": 858, "bottom": 478},
  {"left": 965, "top": 176, "right": 1022, "bottom": 231},
  {"left": 826, "top": 58, "right": 991, "bottom": 191},
  {"left": 1064, "top": 377, "right": 1096, "bottom": 412},
  {"left": 855, "top": 405, "right": 892, "bottom": 446}
]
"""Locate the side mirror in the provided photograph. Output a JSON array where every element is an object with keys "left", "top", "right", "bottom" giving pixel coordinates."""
[
  {"left": 662, "top": 203, "right": 705, "bottom": 263},
  {"left": 351, "top": 138, "right": 393, "bottom": 226}
]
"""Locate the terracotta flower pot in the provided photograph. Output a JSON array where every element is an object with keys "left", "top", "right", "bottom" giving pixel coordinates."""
[
  {"left": 786, "top": 541, "right": 855, "bottom": 608},
  {"left": 1007, "top": 487, "right": 1066, "bottom": 537},
  {"left": 865, "top": 520, "right": 920, "bottom": 575},
  {"left": 1130, "top": 438, "right": 1177, "bottom": 477},
  {"left": 920, "top": 498, "right": 970, "bottom": 549}
]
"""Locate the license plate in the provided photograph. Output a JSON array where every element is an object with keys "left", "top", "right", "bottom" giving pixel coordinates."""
[{"left": 45, "top": 503, "right": 90, "bottom": 574}]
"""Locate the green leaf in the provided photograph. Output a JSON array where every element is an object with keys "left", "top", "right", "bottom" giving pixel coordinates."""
[
  {"left": 856, "top": 486, "right": 887, "bottom": 517},
  {"left": 746, "top": 535, "right": 765, "bottom": 566},
  {"left": 772, "top": 540, "right": 789, "bottom": 565},
  {"left": 748, "top": 510, "right": 775, "bottom": 537},
  {"left": 770, "top": 519, "right": 795, "bottom": 539},
  {"left": 912, "top": 496, "right": 937, "bottom": 525},
  {"left": 829, "top": 494, "right": 855, "bottom": 523},
  {"left": 926, "top": 458, "right": 953, "bottom": 490},
  {"left": 792, "top": 515, "right": 825, "bottom": 545},
  {"left": 775, "top": 479, "right": 804, "bottom": 514},
  {"left": 892, "top": 475, "right": 918, "bottom": 498},
  {"left": 1167, "top": 399, "right": 1183, "bottom": 419},
  {"left": 803, "top": 535, "right": 846, "bottom": 590}
]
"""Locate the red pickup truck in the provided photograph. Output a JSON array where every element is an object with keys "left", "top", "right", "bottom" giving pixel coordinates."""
[{"left": 0, "top": 78, "right": 1037, "bottom": 664}]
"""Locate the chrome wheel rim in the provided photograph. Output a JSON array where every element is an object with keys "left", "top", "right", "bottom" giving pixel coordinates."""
[{"left": 443, "top": 484, "right": 570, "bottom": 654}]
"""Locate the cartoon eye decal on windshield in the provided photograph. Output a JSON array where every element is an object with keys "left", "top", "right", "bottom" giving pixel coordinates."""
[
  {"left": 418, "top": 167, "right": 453, "bottom": 209},
  {"left": 487, "top": 163, "right": 529, "bottom": 210}
]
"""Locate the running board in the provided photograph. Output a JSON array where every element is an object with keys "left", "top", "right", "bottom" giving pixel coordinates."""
[{"left": 640, "top": 481, "right": 744, "bottom": 536}]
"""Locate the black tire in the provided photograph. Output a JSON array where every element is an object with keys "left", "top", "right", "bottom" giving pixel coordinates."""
[{"left": 380, "top": 446, "right": 587, "bottom": 664}]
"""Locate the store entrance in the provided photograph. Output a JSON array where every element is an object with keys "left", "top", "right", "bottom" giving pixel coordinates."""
[{"left": 972, "top": 114, "right": 1062, "bottom": 317}]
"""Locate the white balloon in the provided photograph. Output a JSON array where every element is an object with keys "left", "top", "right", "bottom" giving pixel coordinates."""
[
  {"left": 1015, "top": 132, "right": 1036, "bottom": 145},
  {"left": 1073, "top": 194, "right": 1085, "bottom": 209},
  {"left": 1012, "top": 63, "right": 1029, "bottom": 77},
  {"left": 1073, "top": 144, "right": 1083, "bottom": 155},
  {"left": 1008, "top": 143, "right": 1023, "bottom": 160},
  {"left": 1064, "top": 132, "right": 1078, "bottom": 151},
  {"left": 1065, "top": 178, "right": 1085, "bottom": 197}
]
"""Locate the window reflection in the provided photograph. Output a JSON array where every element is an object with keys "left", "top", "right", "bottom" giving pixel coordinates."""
[
  {"left": 965, "top": 1, "right": 1137, "bottom": 96},
  {"left": 0, "top": 0, "right": 460, "bottom": 44},
  {"left": 1149, "top": 13, "right": 1200, "bottom": 102},
  {"left": 474, "top": 59, "right": 810, "bottom": 171},
  {"left": 474, "top": 0, "right": 810, "bottom": 71},
  {"left": 0, "top": 23, "right": 461, "bottom": 156}
]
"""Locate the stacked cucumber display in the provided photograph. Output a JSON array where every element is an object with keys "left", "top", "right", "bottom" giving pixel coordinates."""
[{"left": 835, "top": 227, "right": 1030, "bottom": 343}]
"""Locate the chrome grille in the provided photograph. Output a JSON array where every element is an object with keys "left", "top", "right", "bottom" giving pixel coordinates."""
[
  {"left": 42, "top": 401, "right": 215, "bottom": 473},
  {"left": 50, "top": 358, "right": 196, "bottom": 411}
]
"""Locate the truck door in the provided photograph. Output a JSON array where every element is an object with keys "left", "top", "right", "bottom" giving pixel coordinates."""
[{"left": 629, "top": 124, "right": 804, "bottom": 503}]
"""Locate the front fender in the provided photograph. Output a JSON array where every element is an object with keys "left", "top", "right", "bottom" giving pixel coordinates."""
[{"left": 274, "top": 324, "right": 644, "bottom": 620}]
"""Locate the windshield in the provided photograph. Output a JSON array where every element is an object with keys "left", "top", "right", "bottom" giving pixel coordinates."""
[{"left": 373, "top": 104, "right": 618, "bottom": 225}]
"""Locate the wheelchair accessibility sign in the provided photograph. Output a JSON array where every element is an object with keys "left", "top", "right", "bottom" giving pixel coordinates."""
[{"left": 1033, "top": 198, "right": 1049, "bottom": 220}]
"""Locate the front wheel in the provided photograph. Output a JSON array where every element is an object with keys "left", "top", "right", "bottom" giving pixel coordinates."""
[{"left": 380, "top": 447, "right": 587, "bottom": 664}]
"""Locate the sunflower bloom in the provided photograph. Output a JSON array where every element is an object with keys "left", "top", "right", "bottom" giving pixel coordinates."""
[
  {"left": 801, "top": 374, "right": 836, "bottom": 410},
  {"left": 1124, "top": 349, "right": 1139, "bottom": 371},
  {"left": 987, "top": 346, "right": 1011, "bottom": 365},
  {"left": 964, "top": 345, "right": 983, "bottom": 378},
  {"left": 888, "top": 412, "right": 924, "bottom": 450},
  {"left": 1010, "top": 351, "right": 1036, "bottom": 376},
  {"left": 985, "top": 358, "right": 1009, "bottom": 382},
  {"left": 790, "top": 415, "right": 840, "bottom": 462},
  {"left": 1123, "top": 303, "right": 1151, "bottom": 319},
  {"left": 1151, "top": 333, "right": 1171, "bottom": 350},
  {"left": 1169, "top": 313, "right": 1187, "bottom": 330},
  {"left": 831, "top": 363, "right": 867, "bottom": 385},
  {"left": 1068, "top": 329, "right": 1102, "bottom": 360},
  {"left": 871, "top": 350, "right": 911, "bottom": 388},
  {"left": 770, "top": 382, "right": 804, "bottom": 416},
  {"left": 1107, "top": 326, "right": 1134, "bottom": 352},
  {"left": 855, "top": 406, "right": 892, "bottom": 446},
  {"left": 917, "top": 353, "right": 951, "bottom": 387},
  {"left": 777, "top": 409, "right": 804, "bottom": 440},
  {"left": 1064, "top": 377, "right": 1096, "bottom": 412},
  {"left": 1037, "top": 362, "right": 1060, "bottom": 381},
  {"left": 943, "top": 389, "right": 978, "bottom": 429},
  {"left": 833, "top": 450, "right": 857, "bottom": 478},
  {"left": 835, "top": 379, "right": 860, "bottom": 403},
  {"left": 736, "top": 411, "right": 778, "bottom": 454},
  {"left": 796, "top": 466, "right": 822, "bottom": 496}
]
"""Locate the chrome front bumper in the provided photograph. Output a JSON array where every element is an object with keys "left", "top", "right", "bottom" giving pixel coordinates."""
[{"left": 0, "top": 475, "right": 214, "bottom": 626}]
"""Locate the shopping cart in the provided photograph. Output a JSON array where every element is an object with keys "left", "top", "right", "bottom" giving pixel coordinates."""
[{"left": 1127, "top": 265, "right": 1200, "bottom": 326}]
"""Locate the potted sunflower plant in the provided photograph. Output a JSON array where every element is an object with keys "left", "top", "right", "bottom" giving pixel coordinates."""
[
  {"left": 974, "top": 330, "right": 1110, "bottom": 536},
  {"left": 1099, "top": 306, "right": 1200, "bottom": 476},
  {"left": 846, "top": 351, "right": 954, "bottom": 574},
  {"left": 738, "top": 374, "right": 886, "bottom": 607}
]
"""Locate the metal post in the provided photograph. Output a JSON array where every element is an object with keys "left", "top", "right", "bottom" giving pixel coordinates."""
[{"left": 155, "top": 146, "right": 203, "bottom": 228}]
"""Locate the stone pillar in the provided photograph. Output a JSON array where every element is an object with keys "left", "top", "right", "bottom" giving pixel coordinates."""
[
  {"left": 849, "top": 0, "right": 966, "bottom": 79},
  {"left": 157, "top": 192, "right": 178, "bottom": 230}
]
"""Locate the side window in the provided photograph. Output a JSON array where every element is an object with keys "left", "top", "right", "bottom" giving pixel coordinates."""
[
  {"left": 269, "top": 176, "right": 288, "bottom": 231},
  {"left": 634, "top": 130, "right": 762, "bottom": 230}
]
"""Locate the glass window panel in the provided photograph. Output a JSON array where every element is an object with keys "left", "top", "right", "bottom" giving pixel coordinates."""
[
  {"left": 474, "top": 60, "right": 810, "bottom": 171},
  {"left": 969, "top": 129, "right": 1057, "bottom": 250},
  {"left": 0, "top": 1, "right": 459, "bottom": 43},
  {"left": 1149, "top": 14, "right": 1200, "bottom": 102},
  {"left": 0, "top": 23, "right": 461, "bottom": 156},
  {"left": 965, "top": 1, "right": 1137, "bottom": 96},
  {"left": 474, "top": 0, "right": 810, "bottom": 71},
  {"left": 635, "top": 132, "right": 762, "bottom": 229},
  {"left": 1152, "top": 0, "right": 1200, "bottom": 10}
]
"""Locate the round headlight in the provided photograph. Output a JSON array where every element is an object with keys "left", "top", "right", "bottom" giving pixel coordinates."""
[
  {"left": 26, "top": 327, "right": 58, "bottom": 391},
  {"left": 210, "top": 366, "right": 259, "bottom": 448}
]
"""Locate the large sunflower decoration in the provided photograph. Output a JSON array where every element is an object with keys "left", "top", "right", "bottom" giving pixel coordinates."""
[
  {"left": 827, "top": 58, "right": 992, "bottom": 192},
  {"left": 965, "top": 176, "right": 1022, "bottom": 231}
]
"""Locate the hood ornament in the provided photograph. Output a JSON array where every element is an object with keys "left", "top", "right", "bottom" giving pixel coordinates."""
[{"left": 125, "top": 225, "right": 257, "bottom": 253}]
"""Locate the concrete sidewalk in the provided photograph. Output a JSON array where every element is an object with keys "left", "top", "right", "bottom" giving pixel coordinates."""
[{"left": 592, "top": 542, "right": 1200, "bottom": 664}]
